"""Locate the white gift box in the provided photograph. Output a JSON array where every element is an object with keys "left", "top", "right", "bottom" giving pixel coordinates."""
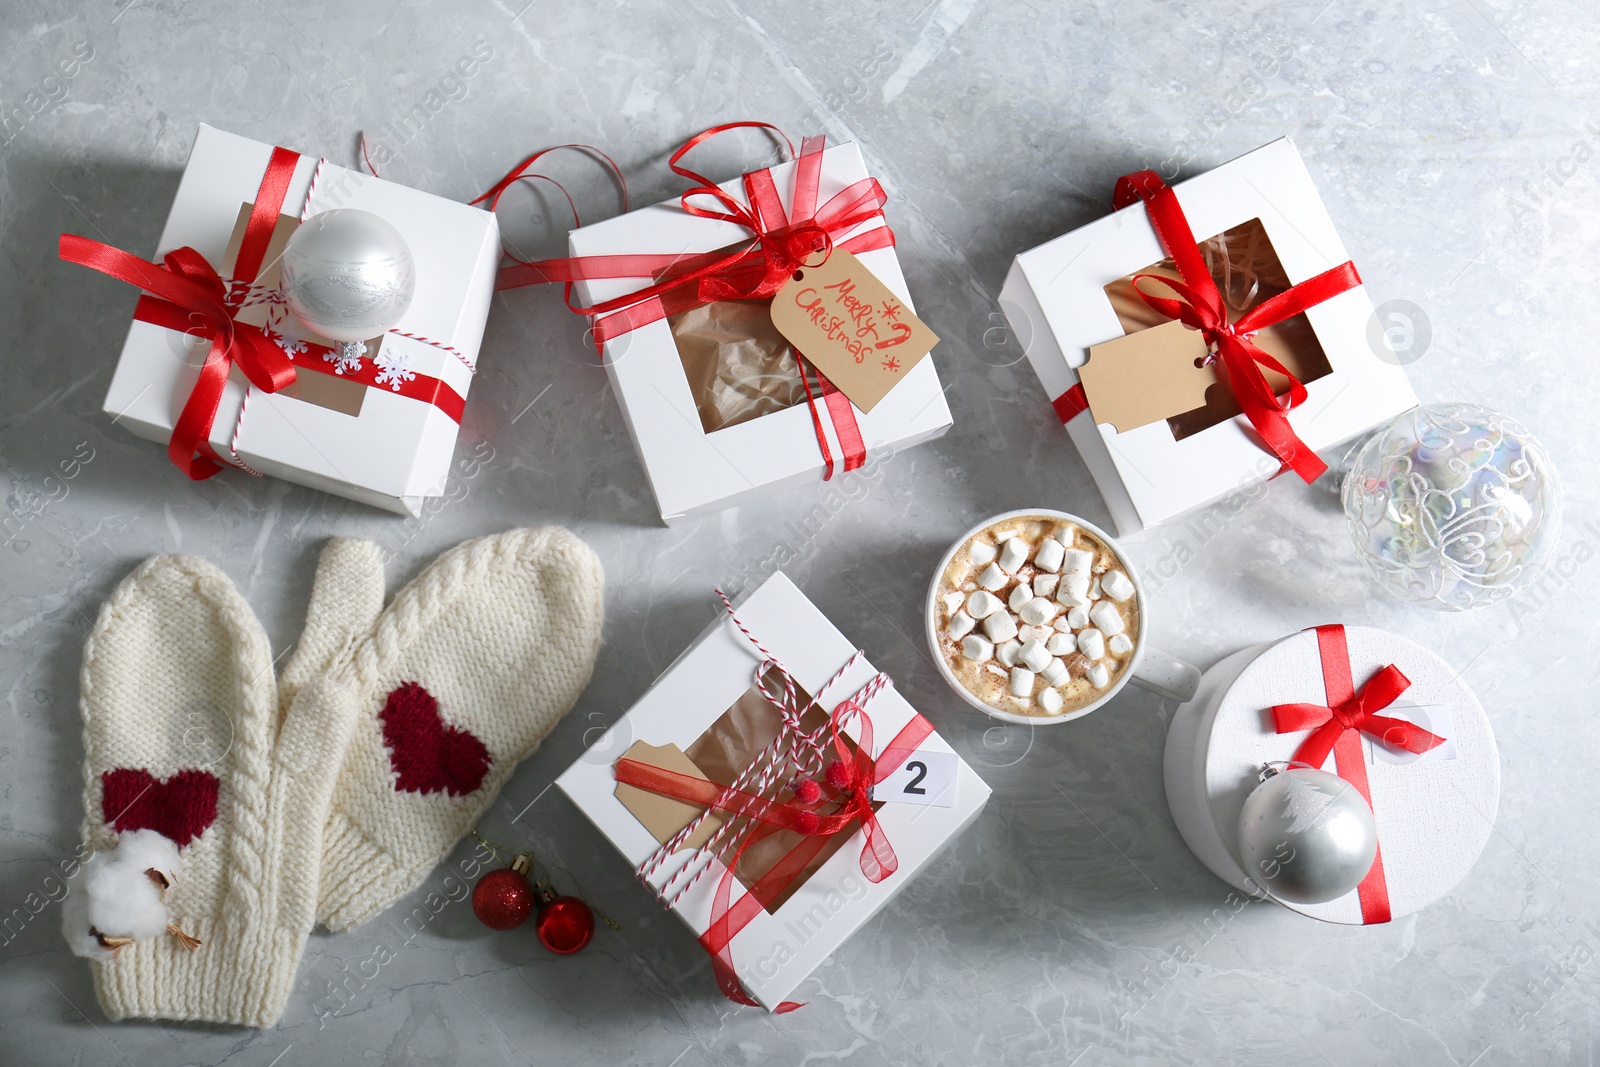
[
  {"left": 567, "top": 142, "right": 952, "bottom": 525},
  {"left": 1162, "top": 625, "right": 1499, "bottom": 923},
  {"left": 99, "top": 124, "right": 501, "bottom": 515},
  {"left": 1000, "top": 138, "right": 1417, "bottom": 535},
  {"left": 557, "top": 572, "right": 990, "bottom": 1010}
]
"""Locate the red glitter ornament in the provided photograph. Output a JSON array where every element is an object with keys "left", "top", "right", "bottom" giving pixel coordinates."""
[
  {"left": 792, "top": 778, "right": 822, "bottom": 805},
  {"left": 472, "top": 854, "right": 536, "bottom": 930}
]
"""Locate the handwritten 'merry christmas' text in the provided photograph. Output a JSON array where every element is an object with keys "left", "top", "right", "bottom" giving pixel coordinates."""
[
  {"left": 790, "top": 275, "right": 915, "bottom": 370},
  {"left": 768, "top": 249, "right": 938, "bottom": 413}
]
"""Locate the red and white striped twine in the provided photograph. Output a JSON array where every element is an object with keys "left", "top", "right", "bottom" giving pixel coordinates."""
[
  {"left": 388, "top": 329, "right": 476, "bottom": 375},
  {"left": 638, "top": 593, "right": 891, "bottom": 909},
  {"left": 227, "top": 388, "right": 264, "bottom": 476},
  {"left": 299, "top": 157, "right": 326, "bottom": 222}
]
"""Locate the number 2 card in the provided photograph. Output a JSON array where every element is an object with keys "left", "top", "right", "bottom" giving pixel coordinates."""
[{"left": 872, "top": 750, "right": 959, "bottom": 807}]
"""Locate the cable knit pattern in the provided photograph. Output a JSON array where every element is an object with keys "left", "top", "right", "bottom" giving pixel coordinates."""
[
  {"left": 314, "top": 527, "right": 604, "bottom": 932},
  {"left": 73, "top": 528, "right": 603, "bottom": 1023},
  {"left": 278, "top": 537, "right": 385, "bottom": 715},
  {"left": 78, "top": 557, "right": 358, "bottom": 1028}
]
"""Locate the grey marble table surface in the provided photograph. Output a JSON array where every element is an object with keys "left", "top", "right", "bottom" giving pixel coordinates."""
[{"left": 3, "top": 1, "right": 1597, "bottom": 1063}]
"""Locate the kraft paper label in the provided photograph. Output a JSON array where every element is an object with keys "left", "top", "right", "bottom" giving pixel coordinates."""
[
  {"left": 612, "top": 740, "right": 725, "bottom": 852},
  {"left": 1080, "top": 218, "right": 1331, "bottom": 436},
  {"left": 1079, "top": 320, "right": 1218, "bottom": 433},
  {"left": 768, "top": 248, "right": 938, "bottom": 414}
]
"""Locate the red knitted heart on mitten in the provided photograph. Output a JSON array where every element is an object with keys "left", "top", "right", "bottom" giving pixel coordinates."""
[
  {"left": 379, "top": 682, "right": 491, "bottom": 797},
  {"left": 101, "top": 768, "right": 220, "bottom": 848}
]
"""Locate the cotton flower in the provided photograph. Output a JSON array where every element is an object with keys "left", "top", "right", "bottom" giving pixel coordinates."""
[{"left": 62, "top": 829, "right": 199, "bottom": 959}]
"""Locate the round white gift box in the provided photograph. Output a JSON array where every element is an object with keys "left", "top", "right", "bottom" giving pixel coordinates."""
[{"left": 1162, "top": 625, "right": 1499, "bottom": 923}]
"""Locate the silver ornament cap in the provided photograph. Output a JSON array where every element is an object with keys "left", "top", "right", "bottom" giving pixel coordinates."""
[
  {"left": 1236, "top": 765, "right": 1378, "bottom": 905},
  {"left": 279, "top": 208, "right": 416, "bottom": 343}
]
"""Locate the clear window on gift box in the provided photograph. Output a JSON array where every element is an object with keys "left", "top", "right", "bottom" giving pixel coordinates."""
[
  {"left": 1101, "top": 217, "right": 1332, "bottom": 441},
  {"left": 658, "top": 239, "right": 815, "bottom": 436},
  {"left": 667, "top": 300, "right": 810, "bottom": 435},
  {"left": 615, "top": 667, "right": 879, "bottom": 914}
]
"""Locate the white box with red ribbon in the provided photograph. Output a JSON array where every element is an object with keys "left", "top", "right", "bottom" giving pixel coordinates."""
[
  {"left": 563, "top": 136, "right": 952, "bottom": 525},
  {"left": 73, "top": 124, "right": 500, "bottom": 515},
  {"left": 999, "top": 138, "right": 1417, "bottom": 535},
  {"left": 1163, "top": 624, "right": 1499, "bottom": 924},
  {"left": 556, "top": 572, "right": 990, "bottom": 1011}
]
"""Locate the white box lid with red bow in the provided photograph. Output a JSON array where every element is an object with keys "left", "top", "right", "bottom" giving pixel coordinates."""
[{"left": 1163, "top": 624, "right": 1499, "bottom": 924}]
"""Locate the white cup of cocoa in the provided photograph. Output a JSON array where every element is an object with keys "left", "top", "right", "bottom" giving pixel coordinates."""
[{"left": 925, "top": 509, "right": 1200, "bottom": 724}]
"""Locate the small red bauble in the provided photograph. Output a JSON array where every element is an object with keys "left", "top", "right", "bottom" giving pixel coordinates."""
[
  {"left": 535, "top": 889, "right": 596, "bottom": 955},
  {"left": 472, "top": 855, "right": 536, "bottom": 930},
  {"left": 792, "top": 777, "right": 822, "bottom": 806}
]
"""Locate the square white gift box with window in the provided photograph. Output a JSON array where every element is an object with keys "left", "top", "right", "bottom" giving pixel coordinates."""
[
  {"left": 1000, "top": 138, "right": 1416, "bottom": 536},
  {"left": 96, "top": 124, "right": 500, "bottom": 515},
  {"left": 567, "top": 141, "right": 952, "bottom": 525},
  {"left": 557, "top": 572, "right": 990, "bottom": 1011}
]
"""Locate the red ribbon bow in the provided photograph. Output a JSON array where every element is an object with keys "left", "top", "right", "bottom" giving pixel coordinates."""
[
  {"left": 1271, "top": 662, "right": 1443, "bottom": 770},
  {"left": 1065, "top": 170, "right": 1364, "bottom": 483},
  {"left": 613, "top": 682, "right": 931, "bottom": 1012},
  {"left": 60, "top": 145, "right": 304, "bottom": 479},
  {"left": 478, "top": 122, "right": 895, "bottom": 478},
  {"left": 1269, "top": 624, "right": 1447, "bottom": 924},
  {"left": 483, "top": 122, "right": 895, "bottom": 341},
  {"left": 59, "top": 236, "right": 296, "bottom": 479}
]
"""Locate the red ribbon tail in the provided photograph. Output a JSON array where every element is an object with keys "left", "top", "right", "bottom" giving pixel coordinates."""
[
  {"left": 63, "top": 145, "right": 304, "bottom": 481},
  {"left": 1313, "top": 625, "right": 1389, "bottom": 924},
  {"left": 1214, "top": 336, "right": 1327, "bottom": 483},
  {"left": 798, "top": 358, "right": 836, "bottom": 479},
  {"left": 1363, "top": 715, "right": 1447, "bottom": 755},
  {"left": 1289, "top": 720, "right": 1342, "bottom": 771},
  {"left": 813, "top": 368, "right": 866, "bottom": 473}
]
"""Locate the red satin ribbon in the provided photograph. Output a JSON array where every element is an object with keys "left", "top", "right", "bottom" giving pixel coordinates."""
[
  {"left": 1270, "top": 624, "right": 1446, "bottom": 924},
  {"left": 1052, "top": 382, "right": 1089, "bottom": 424},
  {"left": 234, "top": 146, "right": 300, "bottom": 289},
  {"left": 60, "top": 237, "right": 296, "bottom": 479},
  {"left": 481, "top": 123, "right": 885, "bottom": 478},
  {"left": 799, "top": 364, "right": 867, "bottom": 477},
  {"left": 614, "top": 696, "right": 933, "bottom": 1011},
  {"left": 129, "top": 296, "right": 466, "bottom": 424},
  {"left": 64, "top": 145, "right": 469, "bottom": 474},
  {"left": 1054, "top": 171, "right": 1362, "bottom": 483},
  {"left": 61, "top": 146, "right": 302, "bottom": 478}
]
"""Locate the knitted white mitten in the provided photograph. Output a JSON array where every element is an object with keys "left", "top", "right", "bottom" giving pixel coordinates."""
[
  {"left": 278, "top": 527, "right": 605, "bottom": 932},
  {"left": 78, "top": 556, "right": 358, "bottom": 1027}
]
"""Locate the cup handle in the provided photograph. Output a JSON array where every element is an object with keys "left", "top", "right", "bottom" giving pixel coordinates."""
[{"left": 1130, "top": 645, "right": 1201, "bottom": 703}]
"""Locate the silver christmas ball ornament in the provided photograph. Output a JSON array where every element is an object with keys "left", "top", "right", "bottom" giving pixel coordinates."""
[
  {"left": 1236, "top": 764, "right": 1378, "bottom": 905},
  {"left": 280, "top": 209, "right": 416, "bottom": 349}
]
